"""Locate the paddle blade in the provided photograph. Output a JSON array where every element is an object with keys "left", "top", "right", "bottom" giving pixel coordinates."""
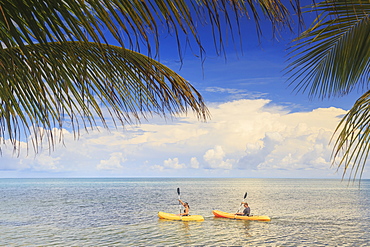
[
  {"left": 177, "top": 188, "right": 180, "bottom": 195},
  {"left": 243, "top": 192, "right": 248, "bottom": 199}
]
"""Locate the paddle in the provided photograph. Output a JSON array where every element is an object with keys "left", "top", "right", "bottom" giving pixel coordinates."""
[
  {"left": 236, "top": 192, "right": 248, "bottom": 213},
  {"left": 177, "top": 188, "right": 181, "bottom": 214}
]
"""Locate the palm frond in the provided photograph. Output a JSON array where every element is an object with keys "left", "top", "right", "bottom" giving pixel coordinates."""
[
  {"left": 0, "top": 42, "right": 209, "bottom": 152},
  {"left": 286, "top": 0, "right": 370, "bottom": 180},
  {"left": 286, "top": 0, "right": 370, "bottom": 99},
  {"left": 1, "top": 0, "right": 300, "bottom": 58},
  {"left": 0, "top": 0, "right": 302, "bottom": 153},
  {"left": 332, "top": 90, "right": 370, "bottom": 180}
]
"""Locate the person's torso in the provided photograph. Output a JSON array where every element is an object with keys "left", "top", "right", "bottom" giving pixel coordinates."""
[{"left": 243, "top": 207, "right": 250, "bottom": 215}]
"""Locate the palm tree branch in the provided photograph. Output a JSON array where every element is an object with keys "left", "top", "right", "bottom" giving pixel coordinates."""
[
  {"left": 286, "top": 0, "right": 370, "bottom": 99},
  {"left": 0, "top": 41, "right": 209, "bottom": 150},
  {"left": 2, "top": 0, "right": 300, "bottom": 58},
  {"left": 332, "top": 90, "right": 370, "bottom": 180}
]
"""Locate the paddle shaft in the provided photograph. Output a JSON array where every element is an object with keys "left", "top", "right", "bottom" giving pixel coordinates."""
[
  {"left": 236, "top": 192, "right": 248, "bottom": 213},
  {"left": 177, "top": 188, "right": 181, "bottom": 214}
]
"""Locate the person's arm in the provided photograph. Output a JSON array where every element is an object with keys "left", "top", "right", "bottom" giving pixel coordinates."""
[
  {"left": 235, "top": 202, "right": 247, "bottom": 215},
  {"left": 177, "top": 200, "right": 189, "bottom": 215},
  {"left": 178, "top": 199, "right": 186, "bottom": 207}
]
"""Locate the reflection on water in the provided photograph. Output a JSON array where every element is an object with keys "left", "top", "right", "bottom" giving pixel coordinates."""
[
  {"left": 242, "top": 220, "right": 252, "bottom": 238},
  {"left": 0, "top": 178, "right": 369, "bottom": 246}
]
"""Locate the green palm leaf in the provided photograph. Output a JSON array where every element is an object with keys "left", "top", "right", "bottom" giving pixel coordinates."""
[
  {"left": 332, "top": 90, "right": 370, "bottom": 180},
  {"left": 287, "top": 0, "right": 370, "bottom": 179},
  {"left": 0, "top": 42, "right": 209, "bottom": 151},
  {"left": 1, "top": 0, "right": 300, "bottom": 151},
  {"left": 287, "top": 0, "right": 370, "bottom": 98},
  {"left": 2, "top": 0, "right": 298, "bottom": 58}
]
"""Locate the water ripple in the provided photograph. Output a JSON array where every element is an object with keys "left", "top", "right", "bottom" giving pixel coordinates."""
[{"left": 0, "top": 178, "right": 369, "bottom": 246}]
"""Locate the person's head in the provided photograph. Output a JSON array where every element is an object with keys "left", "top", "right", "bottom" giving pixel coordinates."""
[
  {"left": 243, "top": 202, "right": 249, "bottom": 207},
  {"left": 184, "top": 202, "right": 189, "bottom": 208}
]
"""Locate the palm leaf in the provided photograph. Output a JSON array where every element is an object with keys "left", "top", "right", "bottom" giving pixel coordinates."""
[
  {"left": 0, "top": 0, "right": 301, "bottom": 152},
  {"left": 287, "top": 0, "right": 370, "bottom": 179},
  {"left": 0, "top": 42, "right": 209, "bottom": 152},
  {"left": 286, "top": 0, "right": 370, "bottom": 99},
  {"left": 2, "top": 0, "right": 300, "bottom": 58},
  {"left": 332, "top": 90, "right": 370, "bottom": 180}
]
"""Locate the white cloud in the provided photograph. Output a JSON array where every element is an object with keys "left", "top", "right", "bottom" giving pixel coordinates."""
[
  {"left": 163, "top": 158, "right": 185, "bottom": 169},
  {"left": 203, "top": 146, "right": 234, "bottom": 169},
  {"left": 32, "top": 155, "right": 62, "bottom": 171},
  {"left": 149, "top": 164, "right": 164, "bottom": 171},
  {"left": 237, "top": 109, "right": 339, "bottom": 174},
  {"left": 0, "top": 99, "right": 357, "bottom": 178},
  {"left": 190, "top": 157, "right": 200, "bottom": 169},
  {"left": 205, "top": 87, "right": 247, "bottom": 94},
  {"left": 97, "top": 152, "right": 126, "bottom": 171},
  {"left": 205, "top": 86, "right": 268, "bottom": 99}
]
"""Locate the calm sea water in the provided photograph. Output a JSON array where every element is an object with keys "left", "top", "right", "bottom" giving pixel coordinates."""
[{"left": 0, "top": 178, "right": 369, "bottom": 246}]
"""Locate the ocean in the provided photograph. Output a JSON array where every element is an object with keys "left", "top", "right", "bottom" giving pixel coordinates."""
[{"left": 0, "top": 178, "right": 369, "bottom": 246}]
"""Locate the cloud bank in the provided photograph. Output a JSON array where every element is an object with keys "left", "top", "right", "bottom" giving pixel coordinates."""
[{"left": 1, "top": 99, "right": 363, "bottom": 178}]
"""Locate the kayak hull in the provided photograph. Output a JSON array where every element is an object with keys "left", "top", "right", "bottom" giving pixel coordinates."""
[
  {"left": 158, "top": 212, "right": 204, "bottom": 221},
  {"left": 213, "top": 210, "right": 270, "bottom": 221}
]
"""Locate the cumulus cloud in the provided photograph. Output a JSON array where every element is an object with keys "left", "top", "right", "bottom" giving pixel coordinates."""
[
  {"left": 203, "top": 146, "right": 234, "bottom": 169},
  {"left": 0, "top": 99, "right": 352, "bottom": 178},
  {"left": 97, "top": 152, "right": 126, "bottom": 171},
  {"left": 163, "top": 158, "right": 185, "bottom": 169},
  {"left": 190, "top": 157, "right": 200, "bottom": 169},
  {"left": 239, "top": 128, "right": 333, "bottom": 171},
  {"left": 32, "top": 155, "right": 62, "bottom": 171},
  {"left": 149, "top": 164, "right": 164, "bottom": 171}
]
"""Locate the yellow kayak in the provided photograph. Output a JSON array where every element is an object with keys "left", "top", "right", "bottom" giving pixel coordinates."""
[
  {"left": 213, "top": 210, "right": 270, "bottom": 222},
  {"left": 158, "top": 212, "right": 204, "bottom": 221}
]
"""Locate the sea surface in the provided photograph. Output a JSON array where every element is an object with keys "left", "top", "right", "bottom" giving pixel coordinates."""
[{"left": 0, "top": 178, "right": 369, "bottom": 246}]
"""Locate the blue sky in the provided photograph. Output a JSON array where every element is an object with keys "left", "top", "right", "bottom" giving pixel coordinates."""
[{"left": 1, "top": 6, "right": 368, "bottom": 179}]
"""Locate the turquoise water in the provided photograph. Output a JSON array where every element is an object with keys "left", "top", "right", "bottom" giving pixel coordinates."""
[{"left": 0, "top": 178, "right": 369, "bottom": 246}]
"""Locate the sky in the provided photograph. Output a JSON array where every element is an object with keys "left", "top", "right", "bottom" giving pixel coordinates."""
[{"left": 1, "top": 5, "right": 369, "bottom": 179}]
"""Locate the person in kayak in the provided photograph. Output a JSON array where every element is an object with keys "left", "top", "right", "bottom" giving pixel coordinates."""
[
  {"left": 235, "top": 202, "right": 250, "bottom": 216},
  {"left": 177, "top": 199, "right": 190, "bottom": 216}
]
